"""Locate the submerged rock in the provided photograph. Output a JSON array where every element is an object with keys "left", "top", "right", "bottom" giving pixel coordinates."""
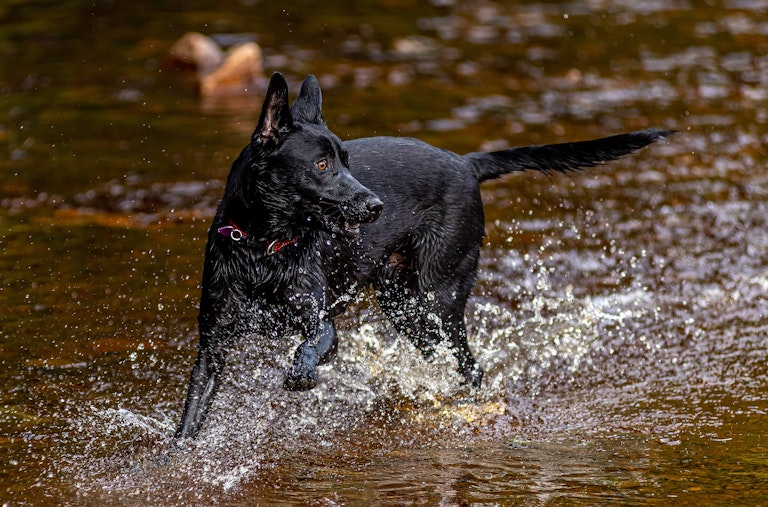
[
  {"left": 168, "top": 31, "right": 225, "bottom": 76},
  {"left": 201, "top": 42, "right": 264, "bottom": 95},
  {"left": 168, "top": 31, "right": 265, "bottom": 96}
]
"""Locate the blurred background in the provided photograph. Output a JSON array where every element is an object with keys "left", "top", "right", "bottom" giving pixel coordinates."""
[{"left": 2, "top": 1, "right": 767, "bottom": 505}]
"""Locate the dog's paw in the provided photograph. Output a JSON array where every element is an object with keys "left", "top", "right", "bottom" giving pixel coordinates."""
[
  {"left": 284, "top": 344, "right": 320, "bottom": 391},
  {"left": 283, "top": 368, "right": 318, "bottom": 391},
  {"left": 461, "top": 364, "right": 484, "bottom": 390}
]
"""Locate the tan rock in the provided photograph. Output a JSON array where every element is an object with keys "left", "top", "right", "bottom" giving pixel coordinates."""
[
  {"left": 200, "top": 42, "right": 264, "bottom": 96},
  {"left": 168, "top": 33, "right": 264, "bottom": 95},
  {"left": 168, "top": 31, "right": 224, "bottom": 76}
]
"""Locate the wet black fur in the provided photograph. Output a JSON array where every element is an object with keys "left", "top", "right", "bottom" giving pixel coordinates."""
[{"left": 175, "top": 72, "right": 673, "bottom": 439}]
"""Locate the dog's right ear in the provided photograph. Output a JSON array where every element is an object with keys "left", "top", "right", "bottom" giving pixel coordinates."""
[{"left": 253, "top": 72, "right": 294, "bottom": 147}]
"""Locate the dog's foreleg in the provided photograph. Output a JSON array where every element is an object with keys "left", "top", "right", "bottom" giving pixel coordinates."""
[
  {"left": 284, "top": 319, "right": 338, "bottom": 391},
  {"left": 176, "top": 293, "right": 235, "bottom": 440},
  {"left": 175, "top": 339, "right": 229, "bottom": 439}
]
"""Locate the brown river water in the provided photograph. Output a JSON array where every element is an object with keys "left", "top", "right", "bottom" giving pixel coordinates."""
[{"left": 2, "top": 0, "right": 768, "bottom": 505}]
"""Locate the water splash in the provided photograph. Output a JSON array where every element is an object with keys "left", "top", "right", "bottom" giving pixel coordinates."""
[{"left": 50, "top": 251, "right": 673, "bottom": 501}]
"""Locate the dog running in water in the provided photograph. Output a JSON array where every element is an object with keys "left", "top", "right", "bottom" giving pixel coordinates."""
[{"left": 175, "top": 72, "right": 672, "bottom": 438}]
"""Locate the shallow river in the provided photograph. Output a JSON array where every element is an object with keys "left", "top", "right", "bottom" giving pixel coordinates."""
[{"left": 2, "top": 0, "right": 768, "bottom": 505}]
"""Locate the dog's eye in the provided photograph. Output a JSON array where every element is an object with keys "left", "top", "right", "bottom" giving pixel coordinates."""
[{"left": 316, "top": 159, "right": 330, "bottom": 171}]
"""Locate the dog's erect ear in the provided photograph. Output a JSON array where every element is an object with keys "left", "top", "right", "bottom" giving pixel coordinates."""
[
  {"left": 253, "top": 72, "right": 294, "bottom": 146},
  {"left": 290, "top": 75, "right": 325, "bottom": 125}
]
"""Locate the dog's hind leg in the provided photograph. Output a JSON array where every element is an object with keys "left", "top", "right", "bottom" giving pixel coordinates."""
[
  {"left": 435, "top": 306, "right": 484, "bottom": 388},
  {"left": 375, "top": 279, "right": 437, "bottom": 355},
  {"left": 375, "top": 261, "right": 484, "bottom": 388},
  {"left": 377, "top": 284, "right": 483, "bottom": 387},
  {"left": 417, "top": 298, "right": 483, "bottom": 388}
]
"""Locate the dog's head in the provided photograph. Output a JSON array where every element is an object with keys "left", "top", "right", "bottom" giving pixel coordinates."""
[{"left": 249, "top": 73, "right": 383, "bottom": 239}]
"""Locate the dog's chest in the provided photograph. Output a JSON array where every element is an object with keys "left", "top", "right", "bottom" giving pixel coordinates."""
[{"left": 223, "top": 236, "right": 372, "bottom": 328}]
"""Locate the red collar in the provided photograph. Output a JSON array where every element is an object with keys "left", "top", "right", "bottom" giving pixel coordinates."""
[{"left": 217, "top": 219, "right": 298, "bottom": 255}]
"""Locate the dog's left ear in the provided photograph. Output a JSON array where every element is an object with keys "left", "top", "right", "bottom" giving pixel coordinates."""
[
  {"left": 290, "top": 75, "right": 325, "bottom": 125},
  {"left": 253, "top": 72, "right": 294, "bottom": 146}
]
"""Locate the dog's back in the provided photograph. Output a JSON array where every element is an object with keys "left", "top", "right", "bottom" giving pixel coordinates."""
[
  {"left": 347, "top": 136, "right": 487, "bottom": 261},
  {"left": 345, "top": 128, "right": 672, "bottom": 291}
]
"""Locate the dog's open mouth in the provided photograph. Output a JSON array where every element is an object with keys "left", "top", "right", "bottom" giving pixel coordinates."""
[
  {"left": 317, "top": 207, "right": 363, "bottom": 239},
  {"left": 332, "top": 220, "right": 361, "bottom": 238},
  {"left": 318, "top": 197, "right": 382, "bottom": 239}
]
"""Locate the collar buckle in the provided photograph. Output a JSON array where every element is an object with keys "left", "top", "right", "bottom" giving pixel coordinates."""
[
  {"left": 266, "top": 236, "right": 299, "bottom": 255},
  {"left": 217, "top": 225, "right": 245, "bottom": 242},
  {"left": 266, "top": 239, "right": 280, "bottom": 255}
]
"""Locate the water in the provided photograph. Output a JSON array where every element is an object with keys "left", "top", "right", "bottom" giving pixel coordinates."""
[{"left": 3, "top": 0, "right": 768, "bottom": 505}]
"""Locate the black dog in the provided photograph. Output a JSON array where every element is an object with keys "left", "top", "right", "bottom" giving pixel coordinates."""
[{"left": 175, "top": 72, "right": 671, "bottom": 438}]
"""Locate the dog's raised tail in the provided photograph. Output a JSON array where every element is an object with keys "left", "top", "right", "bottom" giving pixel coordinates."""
[{"left": 467, "top": 128, "right": 674, "bottom": 183}]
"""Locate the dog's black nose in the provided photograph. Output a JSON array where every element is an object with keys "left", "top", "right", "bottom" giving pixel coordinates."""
[{"left": 366, "top": 196, "right": 384, "bottom": 222}]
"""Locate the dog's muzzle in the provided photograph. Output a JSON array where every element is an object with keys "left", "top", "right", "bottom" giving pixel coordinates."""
[{"left": 335, "top": 195, "right": 383, "bottom": 238}]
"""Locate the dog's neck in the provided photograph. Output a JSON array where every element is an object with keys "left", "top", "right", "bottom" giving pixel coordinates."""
[
  {"left": 216, "top": 147, "right": 313, "bottom": 253},
  {"left": 217, "top": 199, "right": 307, "bottom": 254},
  {"left": 217, "top": 216, "right": 300, "bottom": 254}
]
